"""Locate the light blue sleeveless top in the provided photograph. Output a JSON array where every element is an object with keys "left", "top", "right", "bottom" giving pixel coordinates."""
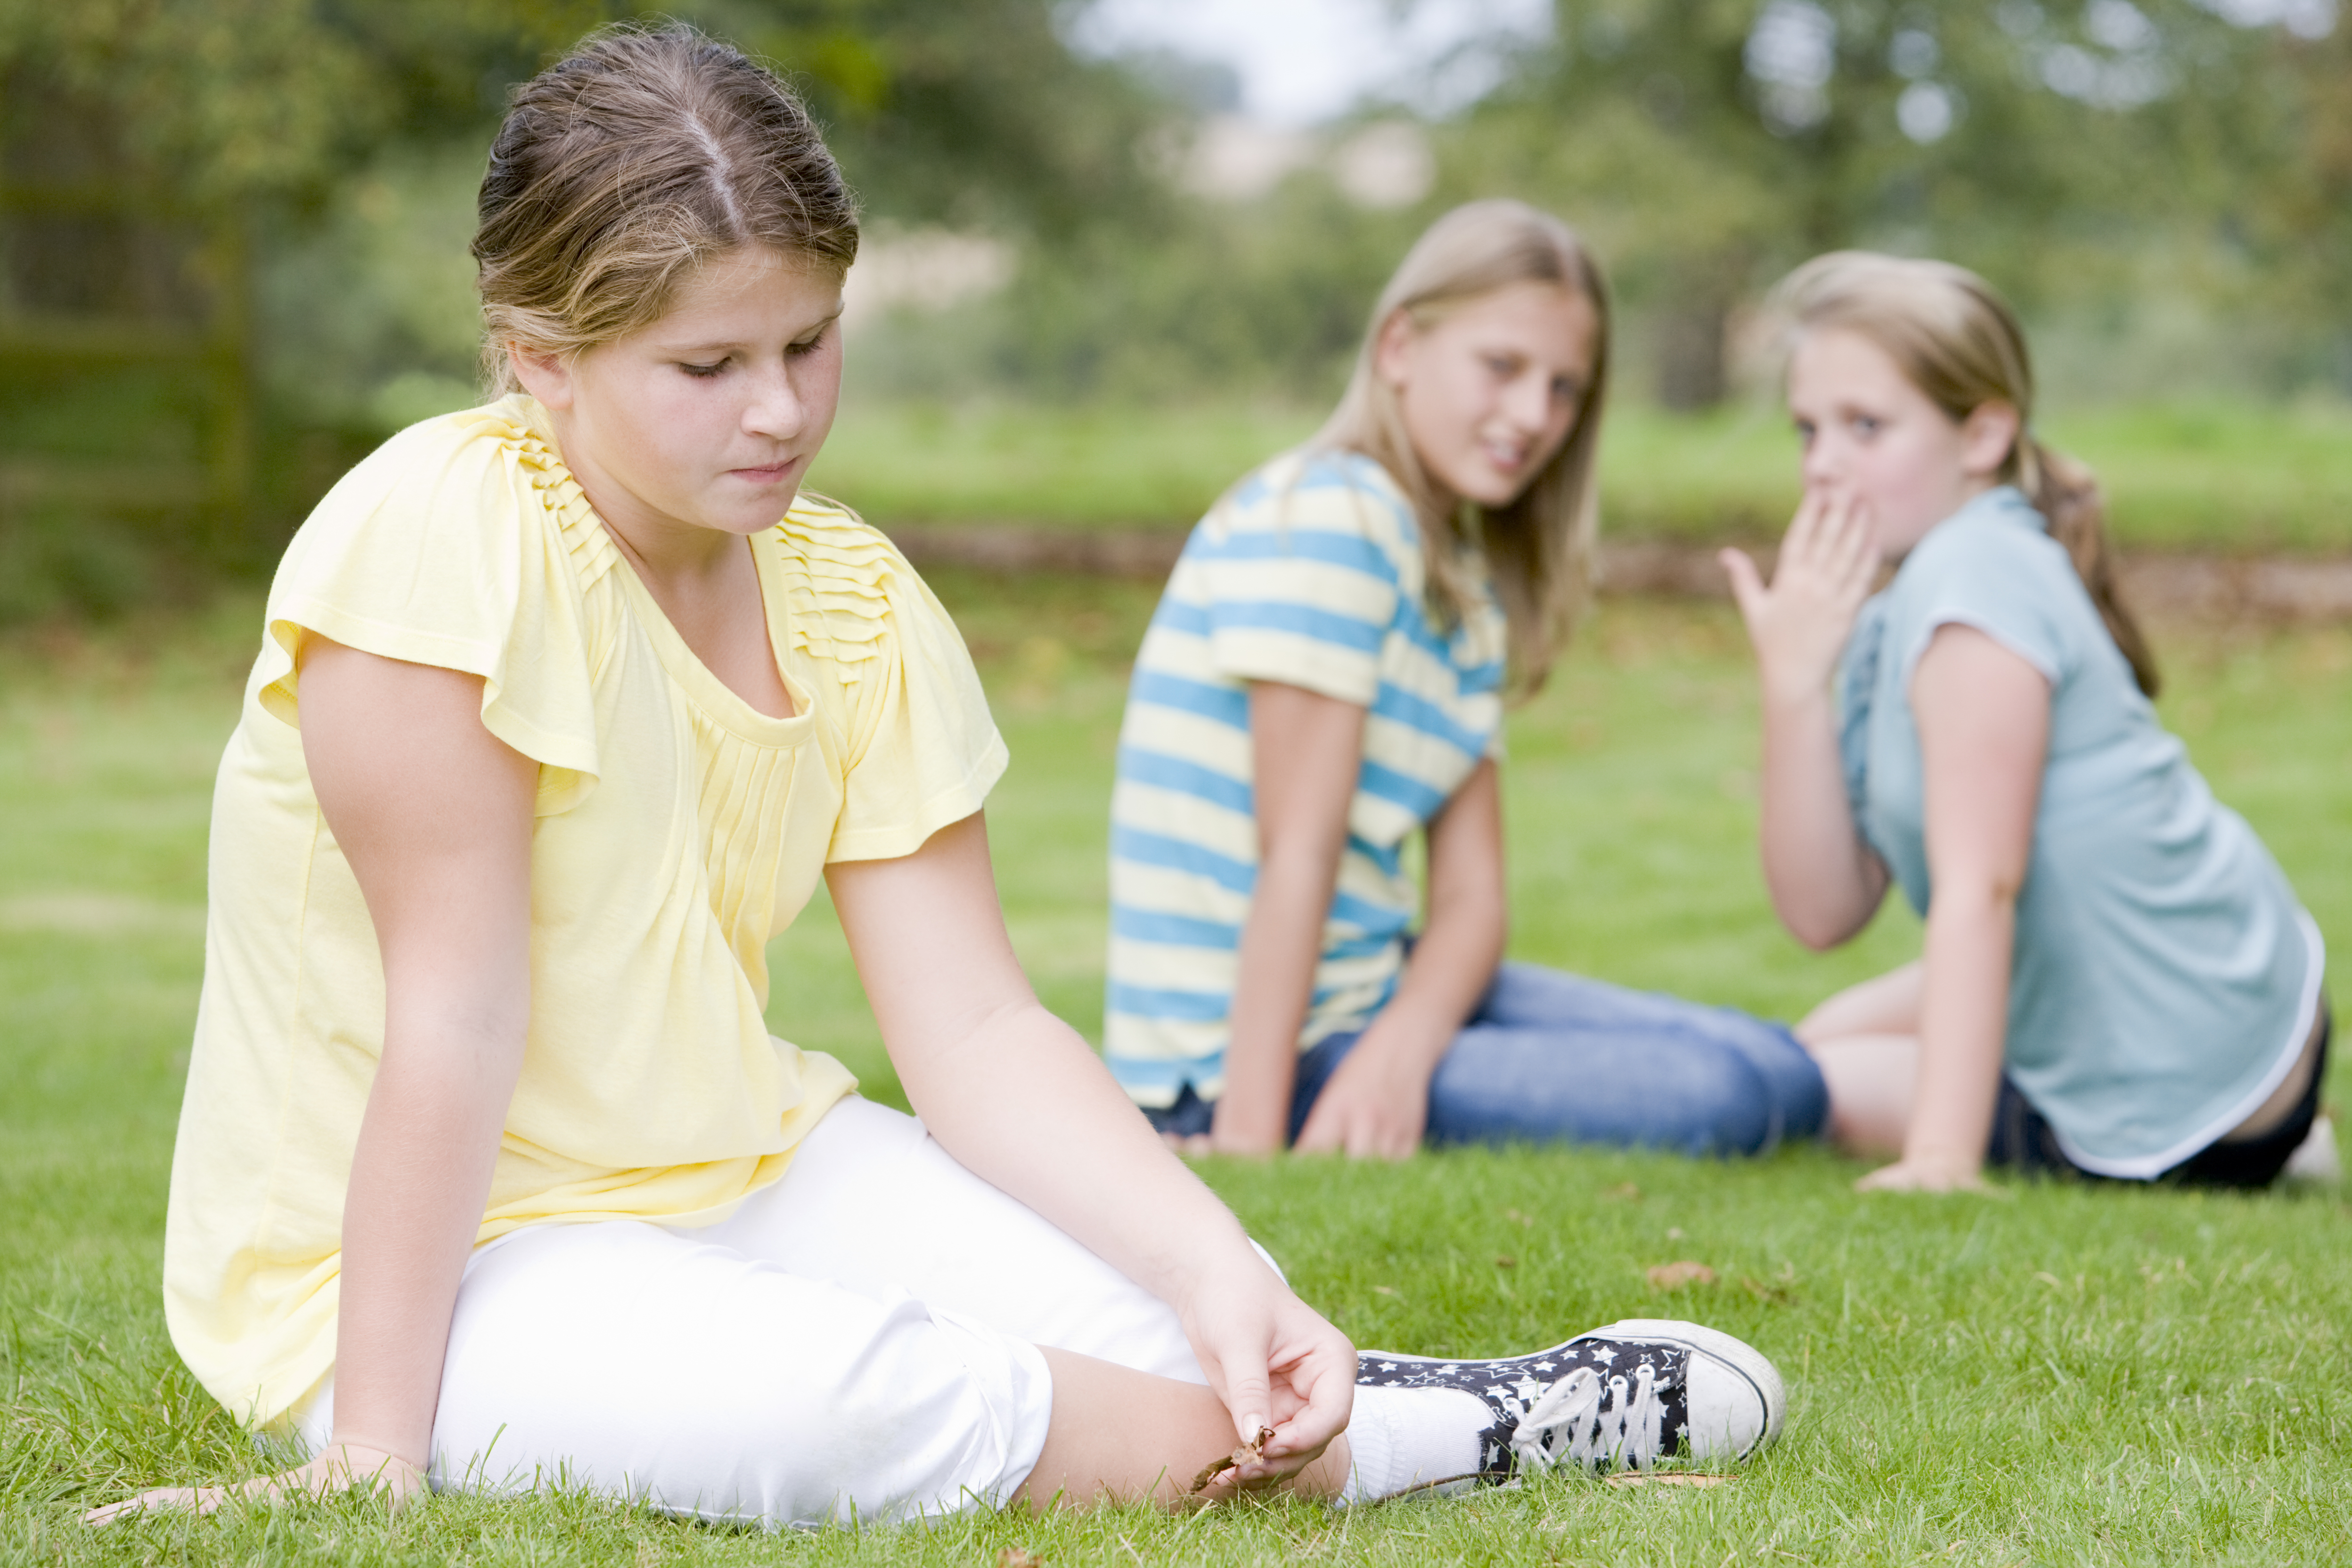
[{"left": 1838, "top": 486, "right": 2322, "bottom": 1177}]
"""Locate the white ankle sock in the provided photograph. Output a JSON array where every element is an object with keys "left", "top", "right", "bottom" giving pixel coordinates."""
[{"left": 1337, "top": 1383, "right": 1492, "bottom": 1503}]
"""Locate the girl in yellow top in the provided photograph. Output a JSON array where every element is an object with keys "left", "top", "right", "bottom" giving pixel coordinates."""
[{"left": 89, "top": 24, "right": 1784, "bottom": 1529}]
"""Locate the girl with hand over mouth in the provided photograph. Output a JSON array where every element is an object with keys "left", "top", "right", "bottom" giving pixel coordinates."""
[{"left": 1724, "top": 252, "right": 2328, "bottom": 1194}]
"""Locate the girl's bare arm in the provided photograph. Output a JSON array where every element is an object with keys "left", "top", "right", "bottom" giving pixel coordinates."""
[
  {"left": 1723, "top": 491, "right": 1890, "bottom": 948},
  {"left": 1293, "top": 758, "right": 1505, "bottom": 1158},
  {"left": 1208, "top": 682, "right": 1367, "bottom": 1154},
  {"left": 87, "top": 638, "right": 535, "bottom": 1524},
  {"left": 311, "top": 640, "right": 537, "bottom": 1464},
  {"left": 825, "top": 817, "right": 1356, "bottom": 1484},
  {"left": 1859, "top": 624, "right": 2047, "bottom": 1192}
]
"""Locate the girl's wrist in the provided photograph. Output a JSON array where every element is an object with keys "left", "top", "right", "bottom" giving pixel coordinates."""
[
  {"left": 1901, "top": 1145, "right": 1983, "bottom": 1179},
  {"left": 1758, "top": 671, "right": 1836, "bottom": 715},
  {"left": 1208, "top": 1080, "right": 1289, "bottom": 1153},
  {"left": 325, "top": 1430, "right": 429, "bottom": 1475},
  {"left": 1350, "top": 1013, "right": 1454, "bottom": 1075},
  {"left": 1167, "top": 1235, "right": 1287, "bottom": 1310}
]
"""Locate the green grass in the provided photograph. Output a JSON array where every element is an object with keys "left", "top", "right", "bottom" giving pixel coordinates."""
[
  {"left": 810, "top": 397, "right": 2352, "bottom": 554},
  {"left": 4, "top": 583, "right": 2349, "bottom": 1565}
]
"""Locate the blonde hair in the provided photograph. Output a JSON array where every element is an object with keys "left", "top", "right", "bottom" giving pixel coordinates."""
[
  {"left": 1315, "top": 200, "right": 1611, "bottom": 696},
  {"left": 1772, "top": 251, "right": 2158, "bottom": 696},
  {"left": 473, "top": 23, "right": 860, "bottom": 394}
]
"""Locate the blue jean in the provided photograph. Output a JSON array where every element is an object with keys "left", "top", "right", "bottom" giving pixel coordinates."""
[{"left": 1146, "top": 962, "right": 1827, "bottom": 1158}]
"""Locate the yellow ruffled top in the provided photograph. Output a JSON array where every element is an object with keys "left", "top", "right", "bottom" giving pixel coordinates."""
[{"left": 164, "top": 395, "right": 1007, "bottom": 1426}]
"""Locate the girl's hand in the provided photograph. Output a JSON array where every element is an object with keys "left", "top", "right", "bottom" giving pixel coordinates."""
[
  {"left": 1175, "top": 1253, "right": 1356, "bottom": 1486},
  {"left": 1162, "top": 1125, "right": 1282, "bottom": 1159},
  {"left": 1292, "top": 1037, "right": 1435, "bottom": 1160},
  {"left": 1721, "top": 489, "right": 1879, "bottom": 708},
  {"left": 82, "top": 1444, "right": 426, "bottom": 1527},
  {"left": 1855, "top": 1155, "right": 1989, "bottom": 1193},
  {"left": 1202, "top": 1096, "right": 1290, "bottom": 1159}
]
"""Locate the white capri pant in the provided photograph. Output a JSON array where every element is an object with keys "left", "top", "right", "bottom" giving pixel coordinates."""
[{"left": 291, "top": 1097, "right": 1209, "bottom": 1527}]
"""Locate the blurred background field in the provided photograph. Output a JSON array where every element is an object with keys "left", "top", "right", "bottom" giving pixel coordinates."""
[
  {"left": 2, "top": 0, "right": 2350, "bottom": 621},
  {"left": 808, "top": 397, "right": 2352, "bottom": 550}
]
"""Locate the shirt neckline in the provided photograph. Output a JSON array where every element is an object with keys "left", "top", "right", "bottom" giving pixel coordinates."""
[{"left": 519, "top": 399, "right": 816, "bottom": 751}]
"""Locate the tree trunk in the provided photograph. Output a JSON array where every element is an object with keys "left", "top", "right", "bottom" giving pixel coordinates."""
[{"left": 1656, "top": 296, "right": 1730, "bottom": 411}]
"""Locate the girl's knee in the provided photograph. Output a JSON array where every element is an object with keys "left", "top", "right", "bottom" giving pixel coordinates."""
[
  {"left": 1665, "top": 1051, "right": 1777, "bottom": 1157},
  {"left": 1428, "top": 1035, "right": 1774, "bottom": 1155}
]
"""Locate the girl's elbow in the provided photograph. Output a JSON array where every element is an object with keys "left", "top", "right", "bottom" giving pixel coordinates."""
[
  {"left": 1780, "top": 898, "right": 1869, "bottom": 953},
  {"left": 1788, "top": 917, "right": 1849, "bottom": 954}
]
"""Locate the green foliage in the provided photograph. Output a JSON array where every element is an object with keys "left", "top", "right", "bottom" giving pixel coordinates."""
[
  {"left": 0, "top": 0, "right": 596, "bottom": 204},
  {"left": 675, "top": 0, "right": 1170, "bottom": 238},
  {"left": 1438, "top": 0, "right": 2350, "bottom": 405},
  {"left": 855, "top": 182, "right": 1422, "bottom": 403},
  {"left": 252, "top": 144, "right": 489, "bottom": 430},
  {"left": 4, "top": 589, "right": 2349, "bottom": 1562}
]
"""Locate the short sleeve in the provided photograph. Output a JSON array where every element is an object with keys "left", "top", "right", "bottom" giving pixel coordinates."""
[
  {"left": 253, "top": 404, "right": 602, "bottom": 815},
  {"left": 786, "top": 520, "right": 1008, "bottom": 863},
  {"left": 1193, "top": 455, "right": 1408, "bottom": 708},
  {"left": 1895, "top": 500, "right": 2073, "bottom": 690}
]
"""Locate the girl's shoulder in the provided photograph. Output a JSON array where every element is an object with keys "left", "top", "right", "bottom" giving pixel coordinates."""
[
  {"left": 284, "top": 394, "right": 603, "bottom": 582},
  {"left": 1214, "top": 446, "right": 1420, "bottom": 556},
  {"left": 1884, "top": 486, "right": 2096, "bottom": 685},
  {"left": 252, "top": 397, "right": 609, "bottom": 780},
  {"left": 1900, "top": 486, "right": 2070, "bottom": 586},
  {"left": 765, "top": 493, "right": 931, "bottom": 671}
]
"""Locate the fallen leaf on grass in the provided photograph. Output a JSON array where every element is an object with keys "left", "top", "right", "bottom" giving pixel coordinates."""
[
  {"left": 1605, "top": 1472, "right": 1734, "bottom": 1489},
  {"left": 1739, "top": 1275, "right": 1793, "bottom": 1305},
  {"left": 1602, "top": 1182, "right": 1642, "bottom": 1201},
  {"left": 1494, "top": 1254, "right": 1517, "bottom": 1268},
  {"left": 998, "top": 1552, "right": 1047, "bottom": 1568},
  {"left": 1645, "top": 1260, "right": 1718, "bottom": 1290},
  {"left": 1190, "top": 1425, "right": 1276, "bottom": 1493}
]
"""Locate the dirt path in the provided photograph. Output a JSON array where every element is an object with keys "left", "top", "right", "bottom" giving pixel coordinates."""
[{"left": 886, "top": 525, "right": 2352, "bottom": 623}]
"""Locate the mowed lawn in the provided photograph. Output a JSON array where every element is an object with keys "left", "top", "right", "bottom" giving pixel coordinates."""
[{"left": 2, "top": 577, "right": 2348, "bottom": 1567}]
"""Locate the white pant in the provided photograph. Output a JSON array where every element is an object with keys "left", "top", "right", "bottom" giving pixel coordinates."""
[{"left": 292, "top": 1097, "right": 1207, "bottom": 1527}]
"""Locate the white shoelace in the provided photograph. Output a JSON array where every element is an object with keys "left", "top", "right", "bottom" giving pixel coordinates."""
[{"left": 1509, "top": 1361, "right": 1666, "bottom": 1474}]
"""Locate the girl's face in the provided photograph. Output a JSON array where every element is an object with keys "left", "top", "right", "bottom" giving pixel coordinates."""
[
  {"left": 1376, "top": 280, "right": 1600, "bottom": 511},
  {"left": 515, "top": 245, "right": 843, "bottom": 551},
  {"left": 1785, "top": 326, "right": 2018, "bottom": 558}
]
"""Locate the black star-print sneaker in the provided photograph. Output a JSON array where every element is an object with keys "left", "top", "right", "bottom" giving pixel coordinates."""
[{"left": 1355, "top": 1318, "right": 1785, "bottom": 1484}]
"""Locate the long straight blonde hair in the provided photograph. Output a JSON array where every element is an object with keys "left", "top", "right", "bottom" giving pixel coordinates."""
[
  {"left": 1315, "top": 200, "right": 1611, "bottom": 696},
  {"left": 1772, "top": 251, "right": 2158, "bottom": 696}
]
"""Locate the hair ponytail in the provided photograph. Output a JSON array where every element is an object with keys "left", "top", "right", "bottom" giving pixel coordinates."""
[
  {"left": 2018, "top": 438, "right": 2158, "bottom": 697},
  {"left": 1772, "top": 252, "right": 2159, "bottom": 698}
]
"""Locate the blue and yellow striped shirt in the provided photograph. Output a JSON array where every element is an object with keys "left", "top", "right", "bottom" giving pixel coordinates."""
[{"left": 1102, "top": 449, "right": 1508, "bottom": 1108}]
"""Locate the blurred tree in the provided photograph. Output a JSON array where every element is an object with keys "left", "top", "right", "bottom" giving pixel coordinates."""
[
  {"left": 2166, "top": 15, "right": 2352, "bottom": 389},
  {"left": 0, "top": 0, "right": 1164, "bottom": 224},
  {"left": 677, "top": 0, "right": 1169, "bottom": 236},
  {"left": 1447, "top": 0, "right": 2332, "bottom": 407},
  {"left": 0, "top": 0, "right": 1180, "bottom": 604},
  {"left": 0, "top": 0, "right": 602, "bottom": 595},
  {"left": 0, "top": 0, "right": 596, "bottom": 204}
]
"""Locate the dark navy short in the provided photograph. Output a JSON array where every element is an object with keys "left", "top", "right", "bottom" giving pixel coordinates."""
[{"left": 1986, "top": 999, "right": 2331, "bottom": 1189}]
